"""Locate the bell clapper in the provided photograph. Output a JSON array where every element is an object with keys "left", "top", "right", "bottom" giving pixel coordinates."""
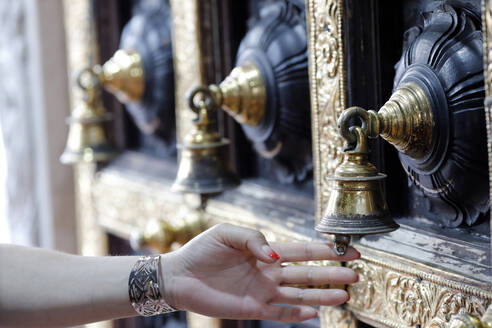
[
  {"left": 334, "top": 235, "right": 351, "bottom": 256},
  {"left": 199, "top": 194, "right": 209, "bottom": 211}
]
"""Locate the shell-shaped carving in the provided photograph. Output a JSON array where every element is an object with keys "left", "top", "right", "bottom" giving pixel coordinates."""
[
  {"left": 393, "top": 2, "right": 488, "bottom": 227},
  {"left": 119, "top": 0, "right": 175, "bottom": 145},
  {"left": 235, "top": 0, "right": 312, "bottom": 184}
]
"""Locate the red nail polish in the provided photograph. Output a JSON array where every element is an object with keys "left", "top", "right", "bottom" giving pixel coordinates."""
[
  {"left": 269, "top": 251, "right": 280, "bottom": 260},
  {"left": 355, "top": 274, "right": 360, "bottom": 283},
  {"left": 347, "top": 292, "right": 350, "bottom": 302}
]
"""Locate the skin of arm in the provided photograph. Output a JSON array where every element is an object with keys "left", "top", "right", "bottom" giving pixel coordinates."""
[
  {"left": 0, "top": 245, "right": 137, "bottom": 327},
  {"left": 0, "top": 223, "right": 360, "bottom": 327}
]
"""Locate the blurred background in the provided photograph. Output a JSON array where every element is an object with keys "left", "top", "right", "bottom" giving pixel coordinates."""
[{"left": 0, "top": 0, "right": 76, "bottom": 252}]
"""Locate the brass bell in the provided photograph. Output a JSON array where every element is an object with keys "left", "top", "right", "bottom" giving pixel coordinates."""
[
  {"left": 316, "top": 108, "right": 399, "bottom": 255},
  {"left": 172, "top": 87, "right": 240, "bottom": 195},
  {"left": 60, "top": 69, "right": 117, "bottom": 164},
  {"left": 316, "top": 81, "right": 439, "bottom": 254}
]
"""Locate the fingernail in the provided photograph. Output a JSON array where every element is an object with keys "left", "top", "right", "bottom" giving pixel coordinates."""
[
  {"left": 355, "top": 274, "right": 360, "bottom": 283},
  {"left": 262, "top": 245, "right": 280, "bottom": 260},
  {"left": 356, "top": 251, "right": 362, "bottom": 259},
  {"left": 269, "top": 250, "right": 280, "bottom": 260},
  {"left": 347, "top": 292, "right": 351, "bottom": 302},
  {"left": 305, "top": 307, "right": 317, "bottom": 317}
]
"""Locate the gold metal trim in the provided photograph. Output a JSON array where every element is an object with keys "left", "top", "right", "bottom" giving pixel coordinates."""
[
  {"left": 450, "top": 304, "right": 492, "bottom": 328},
  {"left": 306, "top": 0, "right": 347, "bottom": 223},
  {"left": 347, "top": 246, "right": 492, "bottom": 328},
  {"left": 170, "top": 0, "right": 206, "bottom": 143}
]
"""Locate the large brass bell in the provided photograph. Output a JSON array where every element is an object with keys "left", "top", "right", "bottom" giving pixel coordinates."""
[
  {"left": 316, "top": 82, "right": 436, "bottom": 255},
  {"left": 172, "top": 87, "right": 240, "bottom": 195},
  {"left": 315, "top": 111, "right": 399, "bottom": 255},
  {"left": 60, "top": 69, "right": 117, "bottom": 164}
]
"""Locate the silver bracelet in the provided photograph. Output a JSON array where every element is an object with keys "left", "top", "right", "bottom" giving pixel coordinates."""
[{"left": 128, "top": 255, "right": 177, "bottom": 316}]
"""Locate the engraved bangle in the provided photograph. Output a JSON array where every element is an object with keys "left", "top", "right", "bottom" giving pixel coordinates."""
[{"left": 128, "top": 255, "right": 177, "bottom": 316}]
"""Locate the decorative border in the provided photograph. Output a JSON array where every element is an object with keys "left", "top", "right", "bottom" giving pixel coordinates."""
[
  {"left": 306, "top": 0, "right": 346, "bottom": 223},
  {"left": 347, "top": 247, "right": 491, "bottom": 328},
  {"left": 170, "top": 0, "right": 206, "bottom": 143}
]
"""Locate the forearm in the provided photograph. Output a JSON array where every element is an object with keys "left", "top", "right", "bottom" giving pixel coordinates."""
[{"left": 0, "top": 245, "right": 137, "bottom": 327}]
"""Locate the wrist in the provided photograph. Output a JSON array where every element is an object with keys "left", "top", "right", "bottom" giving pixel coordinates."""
[{"left": 159, "top": 253, "right": 181, "bottom": 310}]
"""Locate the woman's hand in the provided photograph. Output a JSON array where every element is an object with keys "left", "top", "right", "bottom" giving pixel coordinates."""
[{"left": 161, "top": 223, "right": 360, "bottom": 323}]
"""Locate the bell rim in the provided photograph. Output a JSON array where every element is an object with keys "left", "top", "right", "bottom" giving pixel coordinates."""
[
  {"left": 171, "top": 178, "right": 241, "bottom": 195},
  {"left": 327, "top": 172, "right": 387, "bottom": 181},
  {"left": 176, "top": 138, "right": 230, "bottom": 150},
  {"left": 315, "top": 214, "right": 400, "bottom": 236},
  {"left": 66, "top": 112, "right": 112, "bottom": 125},
  {"left": 314, "top": 225, "right": 400, "bottom": 236},
  {"left": 60, "top": 149, "right": 118, "bottom": 164}
]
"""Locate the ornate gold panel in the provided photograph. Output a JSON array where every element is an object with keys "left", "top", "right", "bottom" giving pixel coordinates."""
[
  {"left": 170, "top": 0, "right": 206, "bottom": 143},
  {"left": 306, "top": 0, "right": 346, "bottom": 222},
  {"left": 347, "top": 248, "right": 491, "bottom": 328}
]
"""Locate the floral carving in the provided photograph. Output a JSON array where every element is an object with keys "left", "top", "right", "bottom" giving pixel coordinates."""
[
  {"left": 347, "top": 259, "right": 492, "bottom": 328},
  {"left": 307, "top": 0, "right": 345, "bottom": 219},
  {"left": 320, "top": 306, "right": 357, "bottom": 328},
  {"left": 386, "top": 274, "right": 429, "bottom": 326},
  {"left": 349, "top": 260, "right": 380, "bottom": 312}
]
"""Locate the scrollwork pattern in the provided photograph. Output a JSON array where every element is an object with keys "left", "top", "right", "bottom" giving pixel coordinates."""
[
  {"left": 319, "top": 306, "right": 357, "bottom": 328},
  {"left": 348, "top": 259, "right": 492, "bottom": 328},
  {"left": 307, "top": 0, "right": 346, "bottom": 220}
]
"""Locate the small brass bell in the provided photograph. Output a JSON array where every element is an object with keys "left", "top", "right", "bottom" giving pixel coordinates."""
[
  {"left": 316, "top": 108, "right": 399, "bottom": 255},
  {"left": 172, "top": 87, "right": 240, "bottom": 195},
  {"left": 60, "top": 69, "right": 117, "bottom": 164}
]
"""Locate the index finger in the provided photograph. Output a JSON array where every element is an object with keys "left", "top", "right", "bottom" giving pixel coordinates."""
[{"left": 270, "top": 242, "right": 360, "bottom": 262}]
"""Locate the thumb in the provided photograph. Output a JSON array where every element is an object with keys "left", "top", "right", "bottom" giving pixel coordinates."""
[{"left": 213, "top": 223, "right": 280, "bottom": 263}]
